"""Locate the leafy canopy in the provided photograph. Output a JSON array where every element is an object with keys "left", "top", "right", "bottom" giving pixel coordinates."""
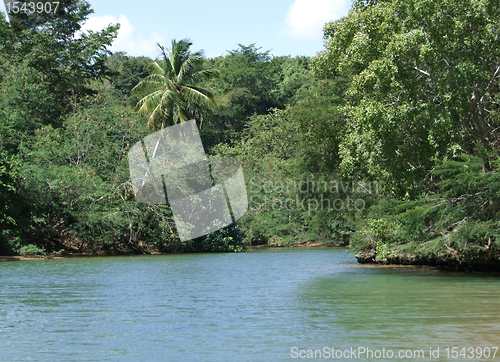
[{"left": 313, "top": 0, "right": 500, "bottom": 197}]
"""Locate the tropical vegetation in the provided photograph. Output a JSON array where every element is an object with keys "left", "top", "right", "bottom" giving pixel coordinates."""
[
  {"left": 132, "top": 39, "right": 219, "bottom": 130},
  {"left": 0, "top": 0, "right": 498, "bottom": 271}
]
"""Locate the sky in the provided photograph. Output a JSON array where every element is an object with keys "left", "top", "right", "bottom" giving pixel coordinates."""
[{"left": 0, "top": 0, "right": 352, "bottom": 59}]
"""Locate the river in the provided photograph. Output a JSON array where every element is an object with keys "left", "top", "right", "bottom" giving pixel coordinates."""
[{"left": 1, "top": 248, "right": 499, "bottom": 361}]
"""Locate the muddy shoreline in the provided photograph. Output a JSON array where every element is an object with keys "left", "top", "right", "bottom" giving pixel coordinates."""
[
  {"left": 0, "top": 241, "right": 345, "bottom": 262},
  {"left": 4, "top": 242, "right": 498, "bottom": 273}
]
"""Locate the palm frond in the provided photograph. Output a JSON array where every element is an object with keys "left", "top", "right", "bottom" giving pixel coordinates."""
[
  {"left": 157, "top": 43, "right": 175, "bottom": 79},
  {"left": 147, "top": 89, "right": 178, "bottom": 129},
  {"left": 134, "top": 89, "right": 164, "bottom": 114},
  {"left": 148, "top": 61, "right": 164, "bottom": 76},
  {"left": 132, "top": 39, "right": 218, "bottom": 130},
  {"left": 189, "top": 68, "right": 220, "bottom": 84},
  {"left": 131, "top": 74, "right": 165, "bottom": 94},
  {"left": 182, "top": 86, "right": 216, "bottom": 109},
  {"left": 169, "top": 39, "right": 189, "bottom": 76},
  {"left": 178, "top": 54, "right": 205, "bottom": 83}
]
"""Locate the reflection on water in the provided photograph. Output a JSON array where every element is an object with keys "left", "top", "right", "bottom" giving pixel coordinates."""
[{"left": 0, "top": 249, "right": 499, "bottom": 361}]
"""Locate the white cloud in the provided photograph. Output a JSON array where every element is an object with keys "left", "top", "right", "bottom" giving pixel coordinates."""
[
  {"left": 283, "top": 0, "right": 350, "bottom": 39},
  {"left": 79, "top": 14, "right": 165, "bottom": 58}
]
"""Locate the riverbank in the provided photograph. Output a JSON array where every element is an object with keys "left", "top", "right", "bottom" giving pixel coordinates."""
[
  {"left": 4, "top": 240, "right": 499, "bottom": 273},
  {"left": 246, "top": 241, "right": 344, "bottom": 248},
  {"left": 0, "top": 241, "right": 344, "bottom": 261},
  {"left": 355, "top": 245, "right": 500, "bottom": 272},
  {"left": 0, "top": 254, "right": 95, "bottom": 262}
]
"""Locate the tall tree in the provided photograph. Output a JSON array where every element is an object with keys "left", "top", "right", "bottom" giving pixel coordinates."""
[
  {"left": 3, "top": 1, "right": 119, "bottom": 102},
  {"left": 312, "top": 0, "right": 500, "bottom": 269},
  {"left": 200, "top": 45, "right": 314, "bottom": 149},
  {"left": 0, "top": 1, "right": 119, "bottom": 255},
  {"left": 132, "top": 39, "right": 219, "bottom": 130},
  {"left": 313, "top": 0, "right": 500, "bottom": 196}
]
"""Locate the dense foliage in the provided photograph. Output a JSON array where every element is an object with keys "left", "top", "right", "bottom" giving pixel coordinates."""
[
  {"left": 1, "top": 0, "right": 498, "bottom": 270},
  {"left": 0, "top": 3, "right": 245, "bottom": 255},
  {"left": 311, "top": 0, "right": 500, "bottom": 270}
]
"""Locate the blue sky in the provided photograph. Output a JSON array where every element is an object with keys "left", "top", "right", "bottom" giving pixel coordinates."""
[{"left": 2, "top": 0, "right": 351, "bottom": 59}]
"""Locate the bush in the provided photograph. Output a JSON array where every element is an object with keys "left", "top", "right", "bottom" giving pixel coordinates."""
[
  {"left": 186, "top": 223, "right": 244, "bottom": 252},
  {"left": 18, "top": 244, "right": 46, "bottom": 256}
]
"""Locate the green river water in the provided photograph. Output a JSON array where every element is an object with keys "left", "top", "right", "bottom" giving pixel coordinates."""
[{"left": 0, "top": 248, "right": 499, "bottom": 361}]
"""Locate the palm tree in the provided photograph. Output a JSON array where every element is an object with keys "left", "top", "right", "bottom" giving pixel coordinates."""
[{"left": 132, "top": 39, "right": 219, "bottom": 130}]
